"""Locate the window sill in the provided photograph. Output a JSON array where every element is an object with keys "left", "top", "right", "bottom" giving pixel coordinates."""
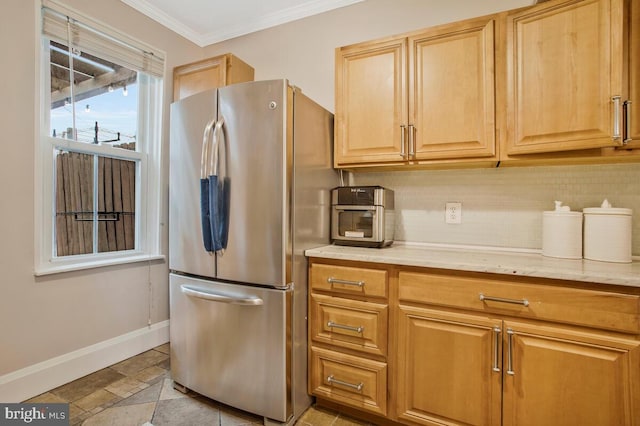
[{"left": 34, "top": 253, "right": 166, "bottom": 276}]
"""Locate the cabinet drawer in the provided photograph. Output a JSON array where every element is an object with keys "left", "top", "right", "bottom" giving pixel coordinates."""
[
  {"left": 310, "top": 346, "right": 387, "bottom": 416},
  {"left": 310, "top": 294, "right": 388, "bottom": 356},
  {"left": 399, "top": 271, "right": 640, "bottom": 334},
  {"left": 310, "top": 263, "right": 388, "bottom": 299}
]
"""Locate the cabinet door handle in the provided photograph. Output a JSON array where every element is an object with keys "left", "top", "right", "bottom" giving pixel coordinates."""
[
  {"left": 327, "top": 321, "right": 364, "bottom": 334},
  {"left": 408, "top": 124, "right": 416, "bottom": 157},
  {"left": 327, "top": 277, "right": 364, "bottom": 287},
  {"left": 400, "top": 125, "right": 407, "bottom": 158},
  {"left": 624, "top": 100, "right": 632, "bottom": 144},
  {"left": 506, "top": 328, "right": 515, "bottom": 376},
  {"left": 327, "top": 375, "right": 363, "bottom": 391},
  {"left": 492, "top": 326, "right": 501, "bottom": 372},
  {"left": 613, "top": 96, "right": 622, "bottom": 141},
  {"left": 479, "top": 293, "right": 529, "bottom": 307}
]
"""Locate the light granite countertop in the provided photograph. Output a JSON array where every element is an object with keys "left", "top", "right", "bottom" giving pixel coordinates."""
[{"left": 305, "top": 243, "right": 640, "bottom": 288}]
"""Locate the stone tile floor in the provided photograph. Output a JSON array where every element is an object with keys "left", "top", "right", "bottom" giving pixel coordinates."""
[{"left": 24, "top": 344, "right": 372, "bottom": 426}]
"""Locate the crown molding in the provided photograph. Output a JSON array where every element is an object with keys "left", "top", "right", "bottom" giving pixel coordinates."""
[
  {"left": 121, "top": 0, "right": 204, "bottom": 45},
  {"left": 121, "top": 0, "right": 363, "bottom": 47}
]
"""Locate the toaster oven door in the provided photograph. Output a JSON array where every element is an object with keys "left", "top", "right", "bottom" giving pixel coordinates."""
[{"left": 331, "top": 205, "right": 384, "bottom": 245}]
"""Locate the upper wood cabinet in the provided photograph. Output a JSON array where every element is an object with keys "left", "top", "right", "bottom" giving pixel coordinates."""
[
  {"left": 503, "top": 0, "right": 630, "bottom": 155},
  {"left": 334, "top": 37, "right": 407, "bottom": 165},
  {"left": 335, "top": 15, "right": 498, "bottom": 168},
  {"left": 410, "top": 17, "right": 497, "bottom": 161},
  {"left": 173, "top": 53, "right": 254, "bottom": 101}
]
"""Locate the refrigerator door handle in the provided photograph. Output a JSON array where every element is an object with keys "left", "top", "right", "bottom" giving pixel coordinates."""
[
  {"left": 201, "top": 118, "right": 217, "bottom": 179},
  {"left": 210, "top": 117, "right": 230, "bottom": 254},
  {"left": 211, "top": 118, "right": 225, "bottom": 176},
  {"left": 200, "top": 118, "right": 217, "bottom": 253},
  {"left": 180, "top": 284, "right": 264, "bottom": 305}
]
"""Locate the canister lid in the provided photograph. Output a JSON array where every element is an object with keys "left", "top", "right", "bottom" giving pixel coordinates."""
[
  {"left": 583, "top": 199, "right": 632, "bottom": 216},
  {"left": 543, "top": 201, "right": 582, "bottom": 217}
]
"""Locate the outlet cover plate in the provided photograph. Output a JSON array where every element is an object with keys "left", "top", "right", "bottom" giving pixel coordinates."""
[{"left": 446, "top": 202, "right": 462, "bottom": 224}]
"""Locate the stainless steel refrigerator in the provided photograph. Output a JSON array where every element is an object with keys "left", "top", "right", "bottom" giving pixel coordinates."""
[{"left": 169, "top": 79, "right": 337, "bottom": 424}]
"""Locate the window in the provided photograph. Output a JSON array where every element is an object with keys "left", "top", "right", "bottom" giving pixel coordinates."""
[{"left": 36, "top": 0, "right": 165, "bottom": 274}]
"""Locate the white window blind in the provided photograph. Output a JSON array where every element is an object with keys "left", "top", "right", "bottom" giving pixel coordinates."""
[{"left": 41, "top": 2, "right": 164, "bottom": 78}]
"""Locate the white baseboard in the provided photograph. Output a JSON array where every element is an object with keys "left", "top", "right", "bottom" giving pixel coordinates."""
[{"left": 0, "top": 320, "right": 169, "bottom": 403}]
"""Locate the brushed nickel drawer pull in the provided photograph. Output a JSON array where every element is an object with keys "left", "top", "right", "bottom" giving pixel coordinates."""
[
  {"left": 624, "top": 100, "right": 632, "bottom": 144},
  {"left": 613, "top": 96, "right": 622, "bottom": 141},
  {"left": 506, "top": 328, "right": 515, "bottom": 376},
  {"left": 328, "top": 277, "right": 364, "bottom": 287},
  {"left": 492, "top": 326, "right": 501, "bottom": 373},
  {"left": 327, "top": 375, "right": 363, "bottom": 391},
  {"left": 479, "top": 293, "right": 529, "bottom": 307},
  {"left": 327, "top": 321, "right": 364, "bottom": 334},
  {"left": 400, "top": 124, "right": 407, "bottom": 158},
  {"left": 408, "top": 124, "right": 416, "bottom": 157}
]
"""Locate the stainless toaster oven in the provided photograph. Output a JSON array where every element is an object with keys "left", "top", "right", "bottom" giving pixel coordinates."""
[{"left": 331, "top": 186, "right": 395, "bottom": 248}]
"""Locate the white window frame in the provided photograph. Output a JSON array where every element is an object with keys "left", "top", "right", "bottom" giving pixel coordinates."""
[{"left": 35, "top": 1, "right": 165, "bottom": 275}]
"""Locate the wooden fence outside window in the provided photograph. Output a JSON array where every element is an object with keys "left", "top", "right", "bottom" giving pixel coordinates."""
[{"left": 55, "top": 143, "right": 136, "bottom": 256}]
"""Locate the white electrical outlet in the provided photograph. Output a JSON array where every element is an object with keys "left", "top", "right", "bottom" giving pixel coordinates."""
[{"left": 445, "top": 202, "right": 462, "bottom": 224}]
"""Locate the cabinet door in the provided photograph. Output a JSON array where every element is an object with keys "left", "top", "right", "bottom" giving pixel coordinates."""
[
  {"left": 505, "top": 0, "right": 625, "bottom": 154},
  {"left": 410, "top": 16, "right": 496, "bottom": 160},
  {"left": 396, "top": 305, "right": 502, "bottom": 426},
  {"left": 503, "top": 320, "right": 640, "bottom": 426},
  {"left": 334, "top": 38, "right": 408, "bottom": 166},
  {"left": 173, "top": 56, "right": 228, "bottom": 101},
  {"left": 173, "top": 54, "right": 254, "bottom": 101}
]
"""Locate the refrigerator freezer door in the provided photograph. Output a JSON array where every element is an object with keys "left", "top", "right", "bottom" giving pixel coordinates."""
[
  {"left": 170, "top": 273, "right": 291, "bottom": 422},
  {"left": 169, "top": 90, "right": 218, "bottom": 278},
  {"left": 216, "top": 80, "right": 288, "bottom": 286}
]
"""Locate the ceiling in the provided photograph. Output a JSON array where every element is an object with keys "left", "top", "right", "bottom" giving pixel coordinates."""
[{"left": 121, "top": 0, "right": 364, "bottom": 47}]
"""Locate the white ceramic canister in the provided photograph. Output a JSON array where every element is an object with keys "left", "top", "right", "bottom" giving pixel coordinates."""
[
  {"left": 583, "top": 199, "right": 632, "bottom": 263},
  {"left": 542, "top": 201, "right": 583, "bottom": 259}
]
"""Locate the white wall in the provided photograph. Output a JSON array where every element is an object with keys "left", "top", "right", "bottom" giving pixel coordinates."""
[
  {"left": 202, "top": 0, "right": 640, "bottom": 256},
  {"left": 0, "top": 0, "right": 202, "bottom": 401}
]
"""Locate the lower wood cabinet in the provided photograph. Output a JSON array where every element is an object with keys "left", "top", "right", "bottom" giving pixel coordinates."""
[
  {"left": 308, "top": 260, "right": 390, "bottom": 418},
  {"left": 502, "top": 320, "right": 640, "bottom": 426},
  {"left": 396, "top": 306, "right": 502, "bottom": 425},
  {"left": 396, "top": 304, "right": 640, "bottom": 426},
  {"left": 308, "top": 258, "right": 640, "bottom": 425},
  {"left": 396, "top": 270, "right": 640, "bottom": 426}
]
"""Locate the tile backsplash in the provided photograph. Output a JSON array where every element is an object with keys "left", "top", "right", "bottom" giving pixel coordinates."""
[{"left": 351, "top": 163, "right": 640, "bottom": 255}]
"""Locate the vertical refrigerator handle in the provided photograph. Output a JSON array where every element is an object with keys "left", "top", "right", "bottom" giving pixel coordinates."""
[
  {"left": 200, "top": 118, "right": 217, "bottom": 253},
  {"left": 209, "top": 118, "right": 230, "bottom": 254},
  {"left": 211, "top": 118, "right": 225, "bottom": 176},
  {"left": 201, "top": 118, "right": 216, "bottom": 179}
]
